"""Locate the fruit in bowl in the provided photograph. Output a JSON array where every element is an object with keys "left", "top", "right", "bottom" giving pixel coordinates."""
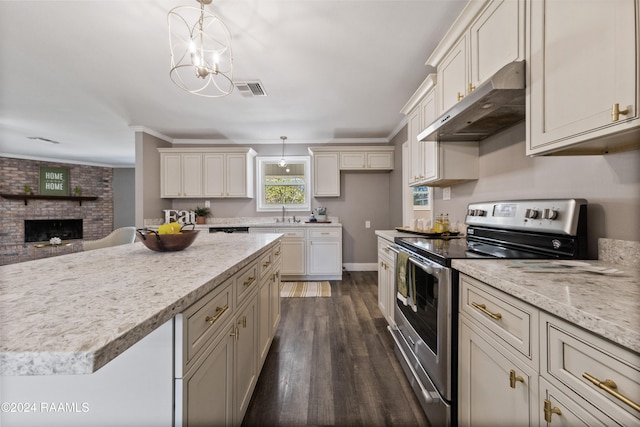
[{"left": 137, "top": 224, "right": 198, "bottom": 252}]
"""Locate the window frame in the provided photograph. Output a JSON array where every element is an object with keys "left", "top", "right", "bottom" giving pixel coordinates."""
[{"left": 256, "top": 156, "right": 311, "bottom": 212}]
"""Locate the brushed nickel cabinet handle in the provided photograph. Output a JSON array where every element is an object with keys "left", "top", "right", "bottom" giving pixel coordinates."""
[
  {"left": 583, "top": 372, "right": 640, "bottom": 412},
  {"left": 471, "top": 301, "right": 502, "bottom": 320}
]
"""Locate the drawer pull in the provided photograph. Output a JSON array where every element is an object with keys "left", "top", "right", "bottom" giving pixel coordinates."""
[
  {"left": 243, "top": 276, "right": 256, "bottom": 287},
  {"left": 509, "top": 369, "right": 525, "bottom": 388},
  {"left": 583, "top": 372, "right": 640, "bottom": 412},
  {"left": 262, "top": 260, "right": 271, "bottom": 268},
  {"left": 275, "top": 250, "right": 281, "bottom": 256},
  {"left": 205, "top": 304, "right": 229, "bottom": 325},
  {"left": 471, "top": 302, "right": 502, "bottom": 320},
  {"left": 543, "top": 399, "right": 562, "bottom": 422}
]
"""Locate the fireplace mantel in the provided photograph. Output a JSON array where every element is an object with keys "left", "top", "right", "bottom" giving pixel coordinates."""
[{"left": 1, "top": 194, "right": 98, "bottom": 206}]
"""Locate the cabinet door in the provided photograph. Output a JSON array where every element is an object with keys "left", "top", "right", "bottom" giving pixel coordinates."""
[
  {"left": 377, "top": 244, "right": 395, "bottom": 326},
  {"left": 280, "top": 238, "right": 305, "bottom": 275},
  {"left": 469, "top": 0, "right": 524, "bottom": 88},
  {"left": 340, "top": 152, "right": 366, "bottom": 169},
  {"left": 161, "top": 153, "right": 183, "bottom": 198},
  {"left": 308, "top": 240, "right": 342, "bottom": 275},
  {"left": 226, "top": 153, "right": 249, "bottom": 197},
  {"left": 458, "top": 317, "right": 539, "bottom": 426},
  {"left": 270, "top": 269, "right": 281, "bottom": 335},
  {"left": 408, "top": 107, "right": 425, "bottom": 185},
  {"left": 313, "top": 153, "right": 340, "bottom": 197},
  {"left": 438, "top": 35, "right": 468, "bottom": 114},
  {"left": 203, "top": 153, "right": 225, "bottom": 197},
  {"left": 366, "top": 152, "right": 393, "bottom": 169},
  {"left": 527, "top": 0, "right": 639, "bottom": 154},
  {"left": 421, "top": 89, "right": 438, "bottom": 182},
  {"left": 235, "top": 297, "right": 258, "bottom": 422},
  {"left": 539, "top": 377, "right": 610, "bottom": 427},
  {"left": 182, "top": 329, "right": 234, "bottom": 427},
  {"left": 258, "top": 276, "right": 271, "bottom": 368},
  {"left": 182, "top": 154, "right": 203, "bottom": 197}
]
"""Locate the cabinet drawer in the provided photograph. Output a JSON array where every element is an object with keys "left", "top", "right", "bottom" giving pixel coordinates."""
[
  {"left": 272, "top": 243, "right": 282, "bottom": 265},
  {"left": 460, "top": 274, "right": 538, "bottom": 365},
  {"left": 236, "top": 260, "right": 259, "bottom": 304},
  {"left": 542, "top": 312, "right": 640, "bottom": 425},
  {"left": 308, "top": 228, "right": 341, "bottom": 239},
  {"left": 377, "top": 237, "right": 393, "bottom": 254},
  {"left": 277, "top": 228, "right": 305, "bottom": 238},
  {"left": 258, "top": 250, "right": 273, "bottom": 277},
  {"left": 182, "top": 279, "right": 233, "bottom": 368}
]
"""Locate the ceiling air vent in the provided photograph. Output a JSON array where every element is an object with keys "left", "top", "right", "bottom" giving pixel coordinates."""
[{"left": 234, "top": 81, "right": 267, "bottom": 97}]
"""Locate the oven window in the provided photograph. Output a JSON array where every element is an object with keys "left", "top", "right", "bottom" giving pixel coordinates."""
[{"left": 398, "top": 263, "right": 439, "bottom": 355}]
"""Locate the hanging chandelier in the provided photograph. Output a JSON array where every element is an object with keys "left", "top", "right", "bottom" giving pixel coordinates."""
[
  {"left": 168, "top": 0, "right": 233, "bottom": 97},
  {"left": 278, "top": 136, "right": 288, "bottom": 168}
]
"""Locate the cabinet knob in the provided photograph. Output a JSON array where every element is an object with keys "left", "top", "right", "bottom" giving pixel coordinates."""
[
  {"left": 468, "top": 83, "right": 476, "bottom": 93},
  {"left": 543, "top": 399, "right": 562, "bottom": 423},
  {"left": 457, "top": 92, "right": 464, "bottom": 101},
  {"left": 509, "top": 369, "right": 525, "bottom": 388},
  {"left": 612, "top": 103, "right": 630, "bottom": 121}
]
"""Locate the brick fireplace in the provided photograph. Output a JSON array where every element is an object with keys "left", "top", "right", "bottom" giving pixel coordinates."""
[{"left": 0, "top": 157, "right": 113, "bottom": 265}]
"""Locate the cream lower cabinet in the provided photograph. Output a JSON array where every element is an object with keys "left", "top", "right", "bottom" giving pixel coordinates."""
[
  {"left": 307, "top": 227, "right": 342, "bottom": 279},
  {"left": 279, "top": 228, "right": 306, "bottom": 276},
  {"left": 459, "top": 273, "right": 640, "bottom": 426},
  {"left": 458, "top": 273, "right": 539, "bottom": 426},
  {"left": 526, "top": 0, "right": 640, "bottom": 155},
  {"left": 376, "top": 236, "right": 395, "bottom": 326},
  {"left": 176, "top": 244, "right": 279, "bottom": 427}
]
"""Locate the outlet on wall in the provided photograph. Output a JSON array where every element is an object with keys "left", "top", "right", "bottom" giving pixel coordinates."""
[
  {"left": 443, "top": 187, "right": 451, "bottom": 201},
  {"left": 365, "top": 220, "right": 371, "bottom": 228},
  {"left": 204, "top": 200, "right": 210, "bottom": 208}
]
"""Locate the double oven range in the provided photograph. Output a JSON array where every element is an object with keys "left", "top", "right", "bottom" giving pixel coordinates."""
[{"left": 388, "top": 199, "right": 588, "bottom": 427}]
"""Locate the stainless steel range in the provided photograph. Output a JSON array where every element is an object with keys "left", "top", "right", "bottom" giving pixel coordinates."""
[{"left": 388, "top": 199, "right": 588, "bottom": 427}]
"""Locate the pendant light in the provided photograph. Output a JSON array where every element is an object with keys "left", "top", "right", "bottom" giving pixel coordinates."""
[
  {"left": 168, "top": 0, "right": 233, "bottom": 97},
  {"left": 278, "top": 136, "right": 287, "bottom": 168}
]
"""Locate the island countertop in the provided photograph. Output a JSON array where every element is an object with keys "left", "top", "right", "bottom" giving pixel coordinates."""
[
  {"left": 0, "top": 232, "right": 281, "bottom": 376},
  {"left": 452, "top": 259, "right": 640, "bottom": 353}
]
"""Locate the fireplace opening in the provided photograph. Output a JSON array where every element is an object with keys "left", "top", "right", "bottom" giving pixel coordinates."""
[{"left": 24, "top": 219, "right": 83, "bottom": 243}]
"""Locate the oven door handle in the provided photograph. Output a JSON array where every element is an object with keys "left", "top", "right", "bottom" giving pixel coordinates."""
[
  {"left": 386, "top": 245, "right": 401, "bottom": 255},
  {"left": 388, "top": 326, "right": 441, "bottom": 404}
]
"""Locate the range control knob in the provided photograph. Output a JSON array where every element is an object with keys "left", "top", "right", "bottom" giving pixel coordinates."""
[
  {"left": 525, "top": 208, "right": 539, "bottom": 219},
  {"left": 542, "top": 209, "right": 558, "bottom": 220},
  {"left": 467, "top": 209, "right": 476, "bottom": 216},
  {"left": 475, "top": 209, "right": 486, "bottom": 217}
]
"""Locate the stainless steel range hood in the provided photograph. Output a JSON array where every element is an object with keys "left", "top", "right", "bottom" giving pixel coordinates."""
[{"left": 418, "top": 61, "right": 525, "bottom": 142}]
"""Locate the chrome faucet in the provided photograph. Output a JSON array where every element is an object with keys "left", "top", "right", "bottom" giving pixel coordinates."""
[{"left": 281, "top": 206, "right": 286, "bottom": 223}]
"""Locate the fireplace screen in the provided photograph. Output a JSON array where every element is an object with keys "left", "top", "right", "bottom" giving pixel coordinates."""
[{"left": 24, "top": 219, "right": 83, "bottom": 243}]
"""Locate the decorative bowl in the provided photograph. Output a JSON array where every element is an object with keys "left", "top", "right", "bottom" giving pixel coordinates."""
[{"left": 136, "top": 229, "right": 199, "bottom": 252}]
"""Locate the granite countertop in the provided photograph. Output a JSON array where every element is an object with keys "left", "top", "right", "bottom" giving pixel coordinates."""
[
  {"left": 452, "top": 258, "right": 640, "bottom": 353},
  {"left": 0, "top": 232, "right": 281, "bottom": 376},
  {"left": 145, "top": 216, "right": 342, "bottom": 229}
]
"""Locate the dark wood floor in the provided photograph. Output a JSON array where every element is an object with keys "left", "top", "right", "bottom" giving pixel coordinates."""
[{"left": 242, "top": 271, "right": 429, "bottom": 427}]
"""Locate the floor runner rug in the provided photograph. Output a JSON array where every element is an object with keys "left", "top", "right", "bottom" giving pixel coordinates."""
[{"left": 280, "top": 281, "right": 331, "bottom": 297}]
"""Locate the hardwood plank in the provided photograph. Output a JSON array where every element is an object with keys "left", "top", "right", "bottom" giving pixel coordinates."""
[{"left": 243, "top": 271, "right": 430, "bottom": 427}]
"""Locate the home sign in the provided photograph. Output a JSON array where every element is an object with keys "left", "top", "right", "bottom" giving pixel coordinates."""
[{"left": 39, "top": 166, "right": 69, "bottom": 196}]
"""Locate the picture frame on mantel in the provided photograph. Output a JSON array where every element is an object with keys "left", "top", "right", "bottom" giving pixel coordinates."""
[
  {"left": 413, "top": 186, "right": 431, "bottom": 211},
  {"left": 39, "top": 166, "right": 69, "bottom": 196}
]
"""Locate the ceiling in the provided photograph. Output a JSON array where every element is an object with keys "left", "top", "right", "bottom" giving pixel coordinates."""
[{"left": 0, "top": 0, "right": 467, "bottom": 167}]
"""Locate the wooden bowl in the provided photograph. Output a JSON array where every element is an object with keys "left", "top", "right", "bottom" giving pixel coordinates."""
[{"left": 136, "top": 229, "right": 199, "bottom": 252}]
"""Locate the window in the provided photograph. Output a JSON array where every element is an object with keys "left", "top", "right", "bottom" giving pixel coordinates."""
[{"left": 256, "top": 156, "right": 311, "bottom": 212}]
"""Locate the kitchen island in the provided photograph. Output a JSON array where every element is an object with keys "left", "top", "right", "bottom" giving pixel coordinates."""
[{"left": 0, "top": 232, "right": 282, "bottom": 426}]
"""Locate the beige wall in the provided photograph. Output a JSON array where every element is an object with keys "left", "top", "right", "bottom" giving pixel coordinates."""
[
  {"left": 426, "top": 122, "right": 640, "bottom": 259},
  {"left": 135, "top": 131, "right": 172, "bottom": 228}
]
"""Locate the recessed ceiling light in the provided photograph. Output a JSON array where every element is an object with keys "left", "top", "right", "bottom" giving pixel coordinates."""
[{"left": 27, "top": 137, "right": 61, "bottom": 144}]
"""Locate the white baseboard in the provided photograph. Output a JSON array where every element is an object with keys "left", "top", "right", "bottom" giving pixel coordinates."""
[{"left": 342, "top": 263, "right": 377, "bottom": 272}]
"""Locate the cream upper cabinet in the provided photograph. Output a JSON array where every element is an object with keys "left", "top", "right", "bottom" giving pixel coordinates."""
[
  {"left": 339, "top": 148, "right": 394, "bottom": 170},
  {"left": 428, "top": 0, "right": 523, "bottom": 114},
  {"left": 312, "top": 152, "right": 340, "bottom": 197},
  {"left": 438, "top": 35, "right": 469, "bottom": 114},
  {"left": 160, "top": 148, "right": 256, "bottom": 199},
  {"left": 160, "top": 152, "right": 203, "bottom": 198},
  {"left": 526, "top": 0, "right": 640, "bottom": 155},
  {"left": 401, "top": 74, "right": 437, "bottom": 186},
  {"left": 469, "top": 0, "right": 525, "bottom": 89}
]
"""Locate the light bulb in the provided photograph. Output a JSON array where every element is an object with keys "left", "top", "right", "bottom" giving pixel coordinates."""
[{"left": 279, "top": 158, "right": 287, "bottom": 168}]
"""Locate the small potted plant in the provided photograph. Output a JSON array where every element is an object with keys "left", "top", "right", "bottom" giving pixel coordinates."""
[
  {"left": 73, "top": 185, "right": 82, "bottom": 196},
  {"left": 24, "top": 184, "right": 32, "bottom": 195},
  {"left": 193, "top": 206, "right": 212, "bottom": 224}
]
